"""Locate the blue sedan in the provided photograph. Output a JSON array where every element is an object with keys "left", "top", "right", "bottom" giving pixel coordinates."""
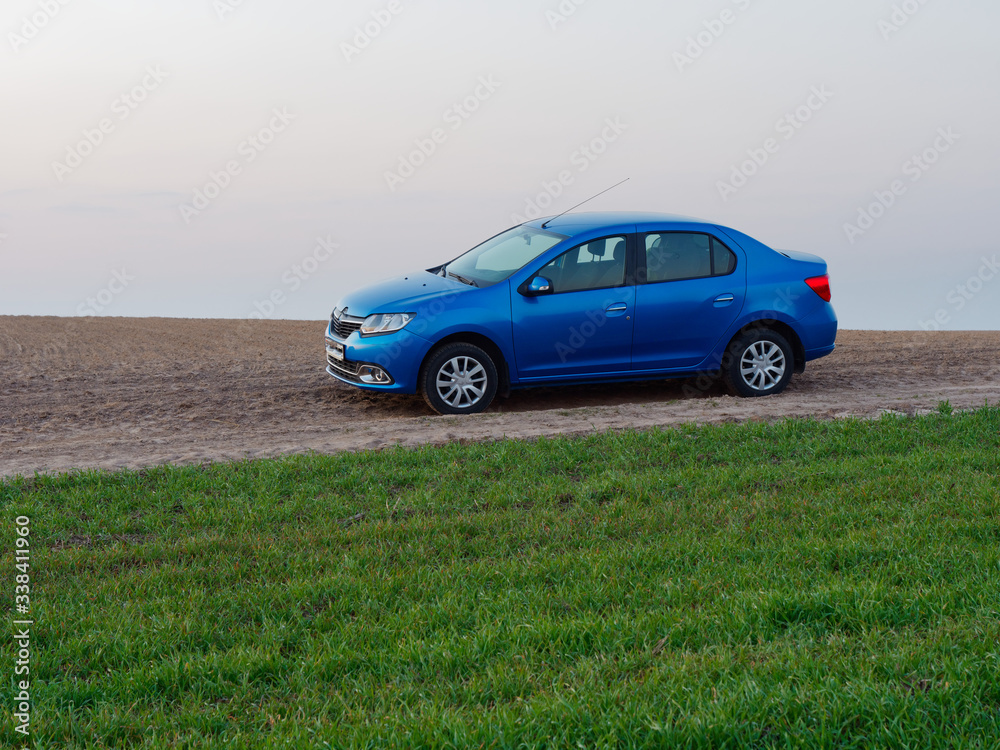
[{"left": 325, "top": 212, "right": 837, "bottom": 414}]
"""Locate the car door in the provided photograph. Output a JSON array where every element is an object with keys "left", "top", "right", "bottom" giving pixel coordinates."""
[
  {"left": 632, "top": 231, "right": 745, "bottom": 370},
  {"left": 511, "top": 234, "right": 635, "bottom": 379}
]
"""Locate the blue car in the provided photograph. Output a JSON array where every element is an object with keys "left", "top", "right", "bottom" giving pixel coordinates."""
[{"left": 325, "top": 211, "right": 836, "bottom": 415}]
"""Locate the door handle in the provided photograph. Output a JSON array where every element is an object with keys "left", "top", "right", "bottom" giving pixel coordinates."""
[
  {"left": 605, "top": 303, "right": 628, "bottom": 313},
  {"left": 714, "top": 294, "right": 735, "bottom": 304}
]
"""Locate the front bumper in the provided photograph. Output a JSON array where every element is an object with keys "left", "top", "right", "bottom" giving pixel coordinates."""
[
  {"left": 326, "top": 345, "right": 396, "bottom": 386},
  {"left": 324, "top": 321, "right": 430, "bottom": 394}
]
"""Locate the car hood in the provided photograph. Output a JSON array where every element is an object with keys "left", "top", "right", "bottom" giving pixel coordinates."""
[{"left": 335, "top": 270, "right": 472, "bottom": 317}]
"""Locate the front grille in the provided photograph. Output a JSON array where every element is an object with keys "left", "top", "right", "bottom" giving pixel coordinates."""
[
  {"left": 327, "top": 354, "right": 362, "bottom": 383},
  {"left": 331, "top": 310, "right": 364, "bottom": 339}
]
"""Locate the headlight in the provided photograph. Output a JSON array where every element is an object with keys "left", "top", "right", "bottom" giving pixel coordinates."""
[{"left": 360, "top": 312, "right": 415, "bottom": 336}]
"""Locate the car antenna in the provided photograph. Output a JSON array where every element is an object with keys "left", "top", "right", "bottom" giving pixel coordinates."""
[{"left": 540, "top": 178, "right": 630, "bottom": 229}]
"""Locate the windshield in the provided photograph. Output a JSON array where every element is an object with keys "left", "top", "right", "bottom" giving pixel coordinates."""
[{"left": 442, "top": 226, "right": 565, "bottom": 287}]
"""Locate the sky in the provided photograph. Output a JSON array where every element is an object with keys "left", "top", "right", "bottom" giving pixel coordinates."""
[{"left": 1, "top": 0, "right": 998, "bottom": 330}]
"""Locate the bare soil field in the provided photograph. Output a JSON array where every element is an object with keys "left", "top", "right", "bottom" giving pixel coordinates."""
[{"left": 1, "top": 316, "right": 998, "bottom": 478}]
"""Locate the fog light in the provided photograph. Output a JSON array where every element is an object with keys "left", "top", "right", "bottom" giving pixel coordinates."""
[{"left": 359, "top": 366, "right": 392, "bottom": 385}]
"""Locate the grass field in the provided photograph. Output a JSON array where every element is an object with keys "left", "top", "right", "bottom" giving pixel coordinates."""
[{"left": 3, "top": 406, "right": 1000, "bottom": 748}]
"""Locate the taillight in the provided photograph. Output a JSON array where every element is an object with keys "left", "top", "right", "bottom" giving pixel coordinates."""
[{"left": 805, "top": 274, "right": 831, "bottom": 302}]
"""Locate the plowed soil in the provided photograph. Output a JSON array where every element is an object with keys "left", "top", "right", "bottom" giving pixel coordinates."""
[{"left": 1, "top": 316, "right": 998, "bottom": 478}]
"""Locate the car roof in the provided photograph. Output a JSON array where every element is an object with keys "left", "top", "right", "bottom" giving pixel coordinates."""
[{"left": 524, "top": 211, "right": 714, "bottom": 235}]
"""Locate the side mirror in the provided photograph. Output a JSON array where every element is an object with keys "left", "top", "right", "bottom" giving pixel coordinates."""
[{"left": 525, "top": 276, "right": 553, "bottom": 296}]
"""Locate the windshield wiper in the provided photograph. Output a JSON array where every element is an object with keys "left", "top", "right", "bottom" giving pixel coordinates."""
[{"left": 447, "top": 272, "right": 478, "bottom": 288}]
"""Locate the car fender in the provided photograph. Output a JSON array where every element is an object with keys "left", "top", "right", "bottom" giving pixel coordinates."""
[
  {"left": 415, "top": 284, "right": 518, "bottom": 383},
  {"left": 700, "top": 307, "right": 805, "bottom": 372}
]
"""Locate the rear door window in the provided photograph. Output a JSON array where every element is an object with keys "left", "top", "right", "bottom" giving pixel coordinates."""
[{"left": 643, "top": 233, "right": 736, "bottom": 283}]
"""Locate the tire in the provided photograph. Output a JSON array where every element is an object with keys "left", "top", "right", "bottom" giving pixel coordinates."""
[
  {"left": 420, "top": 342, "right": 498, "bottom": 415},
  {"left": 722, "top": 329, "right": 794, "bottom": 398}
]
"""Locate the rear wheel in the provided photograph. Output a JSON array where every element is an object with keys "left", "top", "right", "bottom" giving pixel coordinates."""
[
  {"left": 722, "top": 329, "right": 794, "bottom": 397},
  {"left": 420, "top": 343, "right": 498, "bottom": 415}
]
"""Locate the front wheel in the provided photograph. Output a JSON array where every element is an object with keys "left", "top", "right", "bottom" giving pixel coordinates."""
[
  {"left": 722, "top": 329, "right": 794, "bottom": 397},
  {"left": 420, "top": 343, "right": 498, "bottom": 415}
]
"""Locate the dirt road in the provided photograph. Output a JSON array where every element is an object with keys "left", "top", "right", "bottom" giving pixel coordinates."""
[{"left": 1, "top": 316, "right": 997, "bottom": 478}]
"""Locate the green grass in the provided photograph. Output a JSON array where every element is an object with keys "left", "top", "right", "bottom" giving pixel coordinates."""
[{"left": 3, "top": 407, "right": 1000, "bottom": 748}]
